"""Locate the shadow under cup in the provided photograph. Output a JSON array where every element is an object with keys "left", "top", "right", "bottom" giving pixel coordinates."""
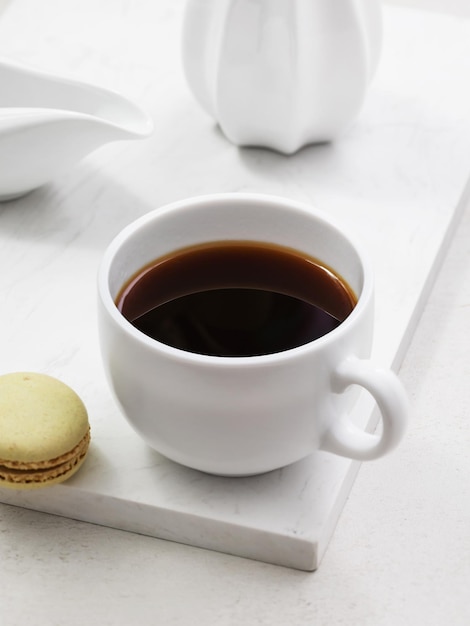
[{"left": 97, "top": 194, "right": 394, "bottom": 476}]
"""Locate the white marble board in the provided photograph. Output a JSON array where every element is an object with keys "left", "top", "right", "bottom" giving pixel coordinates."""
[{"left": 1, "top": 1, "right": 470, "bottom": 571}]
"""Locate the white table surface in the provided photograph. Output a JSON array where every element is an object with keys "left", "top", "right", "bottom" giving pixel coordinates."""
[{"left": 1, "top": 0, "right": 469, "bottom": 624}]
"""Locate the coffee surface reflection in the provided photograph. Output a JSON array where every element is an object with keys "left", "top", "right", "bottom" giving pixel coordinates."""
[{"left": 116, "top": 241, "right": 357, "bottom": 357}]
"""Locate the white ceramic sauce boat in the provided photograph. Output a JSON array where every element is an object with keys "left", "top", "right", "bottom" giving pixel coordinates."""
[{"left": 0, "top": 58, "right": 153, "bottom": 200}]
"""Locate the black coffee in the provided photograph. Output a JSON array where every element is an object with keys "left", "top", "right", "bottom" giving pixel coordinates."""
[{"left": 115, "top": 241, "right": 356, "bottom": 357}]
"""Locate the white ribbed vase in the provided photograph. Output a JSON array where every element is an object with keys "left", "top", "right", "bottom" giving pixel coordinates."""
[{"left": 182, "top": 0, "right": 382, "bottom": 154}]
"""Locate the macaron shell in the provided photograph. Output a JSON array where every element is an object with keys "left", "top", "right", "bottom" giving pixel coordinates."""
[{"left": 0, "top": 372, "right": 90, "bottom": 463}]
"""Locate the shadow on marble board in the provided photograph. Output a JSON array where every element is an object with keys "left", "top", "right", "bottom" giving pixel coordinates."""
[
  {"left": 236, "top": 140, "right": 339, "bottom": 182},
  {"left": 0, "top": 163, "right": 157, "bottom": 251},
  {"left": 113, "top": 437, "right": 354, "bottom": 522}
]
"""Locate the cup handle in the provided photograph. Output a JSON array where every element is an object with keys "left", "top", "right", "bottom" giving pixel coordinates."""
[{"left": 321, "top": 356, "right": 409, "bottom": 461}]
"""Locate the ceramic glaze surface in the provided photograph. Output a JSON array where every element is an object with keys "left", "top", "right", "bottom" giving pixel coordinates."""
[
  {"left": 98, "top": 194, "right": 408, "bottom": 476},
  {"left": 183, "top": 0, "right": 382, "bottom": 153},
  {"left": 0, "top": 58, "right": 153, "bottom": 200}
]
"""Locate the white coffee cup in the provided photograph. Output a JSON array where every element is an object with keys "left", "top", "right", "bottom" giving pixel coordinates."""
[{"left": 98, "top": 193, "right": 408, "bottom": 475}]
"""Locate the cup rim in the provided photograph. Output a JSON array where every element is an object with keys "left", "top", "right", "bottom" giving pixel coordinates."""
[{"left": 98, "top": 192, "right": 373, "bottom": 366}]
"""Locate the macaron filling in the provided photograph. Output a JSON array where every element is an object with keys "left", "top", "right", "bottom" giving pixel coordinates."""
[{"left": 0, "top": 428, "right": 90, "bottom": 486}]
